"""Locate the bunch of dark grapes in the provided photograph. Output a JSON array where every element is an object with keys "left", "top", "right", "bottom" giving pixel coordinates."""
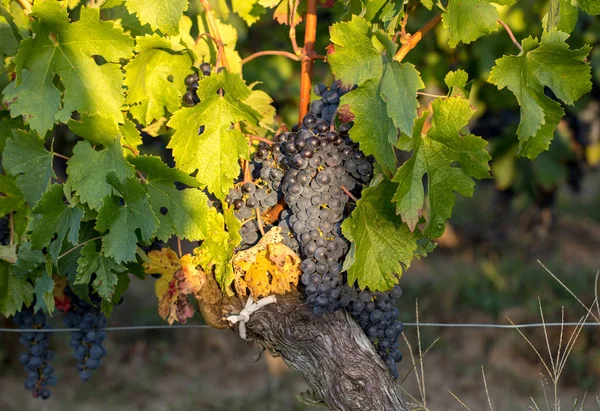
[
  {"left": 183, "top": 62, "right": 212, "bottom": 106},
  {"left": 0, "top": 215, "right": 10, "bottom": 245},
  {"left": 340, "top": 285, "right": 404, "bottom": 378},
  {"left": 224, "top": 141, "right": 287, "bottom": 249},
  {"left": 63, "top": 288, "right": 107, "bottom": 382},
  {"left": 310, "top": 80, "right": 356, "bottom": 124},
  {"left": 13, "top": 305, "right": 56, "bottom": 399}
]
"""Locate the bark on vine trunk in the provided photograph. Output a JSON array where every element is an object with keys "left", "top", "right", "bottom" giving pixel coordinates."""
[{"left": 245, "top": 294, "right": 410, "bottom": 411}]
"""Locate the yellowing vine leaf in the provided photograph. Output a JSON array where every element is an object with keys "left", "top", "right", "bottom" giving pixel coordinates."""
[
  {"left": 234, "top": 227, "right": 300, "bottom": 298},
  {"left": 143, "top": 248, "right": 206, "bottom": 324}
]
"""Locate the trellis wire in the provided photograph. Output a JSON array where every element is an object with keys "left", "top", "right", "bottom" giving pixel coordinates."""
[{"left": 0, "top": 322, "right": 598, "bottom": 333}]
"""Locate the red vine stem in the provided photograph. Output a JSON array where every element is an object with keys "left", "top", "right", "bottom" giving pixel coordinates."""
[
  {"left": 247, "top": 135, "right": 275, "bottom": 145},
  {"left": 393, "top": 13, "right": 442, "bottom": 63},
  {"left": 199, "top": 0, "right": 230, "bottom": 70},
  {"left": 298, "top": 0, "right": 318, "bottom": 123},
  {"left": 497, "top": 19, "right": 523, "bottom": 52},
  {"left": 341, "top": 185, "right": 358, "bottom": 202},
  {"left": 241, "top": 50, "right": 301, "bottom": 66}
]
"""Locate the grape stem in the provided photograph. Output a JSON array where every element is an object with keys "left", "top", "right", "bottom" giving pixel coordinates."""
[
  {"left": 417, "top": 92, "right": 448, "bottom": 98},
  {"left": 195, "top": 32, "right": 217, "bottom": 46},
  {"left": 246, "top": 135, "right": 275, "bottom": 145},
  {"left": 136, "top": 170, "right": 147, "bottom": 184},
  {"left": 340, "top": 186, "right": 358, "bottom": 202},
  {"left": 393, "top": 13, "right": 442, "bottom": 63},
  {"left": 497, "top": 19, "right": 523, "bottom": 52},
  {"left": 53, "top": 152, "right": 70, "bottom": 161},
  {"left": 241, "top": 50, "right": 300, "bottom": 66},
  {"left": 255, "top": 207, "right": 265, "bottom": 236},
  {"left": 289, "top": 0, "right": 301, "bottom": 54},
  {"left": 122, "top": 143, "right": 139, "bottom": 156},
  {"left": 199, "top": 0, "right": 230, "bottom": 70},
  {"left": 177, "top": 237, "right": 183, "bottom": 257},
  {"left": 298, "top": 0, "right": 318, "bottom": 123},
  {"left": 16, "top": 0, "right": 31, "bottom": 14},
  {"left": 57, "top": 237, "right": 103, "bottom": 260}
]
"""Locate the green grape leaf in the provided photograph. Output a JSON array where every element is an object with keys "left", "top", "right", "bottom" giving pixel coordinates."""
[
  {"left": 338, "top": 80, "right": 397, "bottom": 175},
  {"left": 120, "top": 118, "right": 143, "bottom": 148},
  {"left": 342, "top": 176, "right": 418, "bottom": 291},
  {"left": 33, "top": 262, "right": 54, "bottom": 314},
  {"left": 0, "top": 5, "right": 20, "bottom": 56},
  {"left": 328, "top": 15, "right": 383, "bottom": 86},
  {"left": 0, "top": 174, "right": 27, "bottom": 235},
  {"left": 3, "top": 2, "right": 134, "bottom": 135},
  {"left": 420, "top": 0, "right": 434, "bottom": 9},
  {"left": 28, "top": 184, "right": 84, "bottom": 261},
  {"left": 66, "top": 141, "right": 135, "bottom": 210},
  {"left": 95, "top": 175, "right": 158, "bottom": 263},
  {"left": 67, "top": 114, "right": 120, "bottom": 146},
  {"left": 380, "top": 62, "right": 425, "bottom": 137},
  {"left": 100, "top": 267, "right": 129, "bottom": 316},
  {"left": 167, "top": 71, "right": 261, "bottom": 199},
  {"left": 578, "top": 0, "right": 600, "bottom": 15},
  {"left": 124, "top": 0, "right": 187, "bottom": 35},
  {"left": 195, "top": 205, "right": 241, "bottom": 293},
  {"left": 442, "top": 0, "right": 499, "bottom": 47},
  {"left": 3, "top": 130, "right": 55, "bottom": 206},
  {"left": 232, "top": 0, "right": 278, "bottom": 26},
  {"left": 244, "top": 84, "right": 276, "bottom": 133},
  {"left": 0, "top": 261, "right": 34, "bottom": 316},
  {"left": 76, "top": 242, "right": 127, "bottom": 301},
  {"left": 128, "top": 155, "right": 210, "bottom": 241},
  {"left": 14, "top": 242, "right": 45, "bottom": 280},
  {"left": 445, "top": 69, "right": 469, "bottom": 97},
  {"left": 488, "top": 31, "right": 591, "bottom": 159},
  {"left": 174, "top": 15, "right": 242, "bottom": 73},
  {"left": 546, "top": 0, "right": 578, "bottom": 33},
  {"left": 124, "top": 34, "right": 192, "bottom": 125},
  {"left": 392, "top": 98, "right": 491, "bottom": 238}
]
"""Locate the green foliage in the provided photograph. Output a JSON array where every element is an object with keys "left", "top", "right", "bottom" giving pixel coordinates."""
[
  {"left": 167, "top": 71, "right": 261, "bottom": 199},
  {"left": 195, "top": 205, "right": 241, "bottom": 292},
  {"left": 95, "top": 175, "right": 158, "bottom": 263},
  {"left": 393, "top": 98, "right": 491, "bottom": 237},
  {"left": 342, "top": 176, "right": 418, "bottom": 291},
  {"left": 124, "top": 0, "right": 188, "bottom": 35},
  {"left": 3, "top": 1, "right": 134, "bottom": 135},
  {"left": 3, "top": 130, "right": 55, "bottom": 206},
  {"left": 489, "top": 31, "right": 591, "bottom": 159},
  {"left": 0, "top": 0, "right": 595, "bottom": 315}
]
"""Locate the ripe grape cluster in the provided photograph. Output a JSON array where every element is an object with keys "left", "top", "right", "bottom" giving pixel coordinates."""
[
  {"left": 180, "top": 70, "right": 405, "bottom": 377},
  {"left": 0, "top": 215, "right": 10, "bottom": 245},
  {"left": 13, "top": 306, "right": 56, "bottom": 400},
  {"left": 183, "top": 62, "right": 212, "bottom": 106},
  {"left": 310, "top": 80, "right": 356, "bottom": 124},
  {"left": 63, "top": 288, "right": 108, "bottom": 382},
  {"left": 340, "top": 285, "right": 405, "bottom": 378}
]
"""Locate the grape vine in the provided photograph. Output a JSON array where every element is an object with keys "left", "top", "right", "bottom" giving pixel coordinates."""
[{"left": 0, "top": 0, "right": 595, "bottom": 406}]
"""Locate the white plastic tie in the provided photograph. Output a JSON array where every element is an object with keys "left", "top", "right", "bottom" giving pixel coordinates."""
[{"left": 226, "top": 295, "right": 277, "bottom": 340}]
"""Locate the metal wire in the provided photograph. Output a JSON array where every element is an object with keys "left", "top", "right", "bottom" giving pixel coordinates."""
[{"left": 0, "top": 322, "right": 598, "bottom": 333}]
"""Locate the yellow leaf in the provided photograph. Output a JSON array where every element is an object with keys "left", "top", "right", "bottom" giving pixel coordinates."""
[
  {"left": 144, "top": 248, "right": 206, "bottom": 324},
  {"left": 233, "top": 227, "right": 300, "bottom": 298}
]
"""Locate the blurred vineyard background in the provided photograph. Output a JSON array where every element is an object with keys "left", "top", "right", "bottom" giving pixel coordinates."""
[{"left": 1, "top": 0, "right": 599, "bottom": 409}]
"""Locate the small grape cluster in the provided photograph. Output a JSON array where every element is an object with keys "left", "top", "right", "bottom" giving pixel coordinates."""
[
  {"left": 13, "top": 305, "right": 56, "bottom": 400},
  {"left": 0, "top": 215, "right": 10, "bottom": 245},
  {"left": 63, "top": 288, "right": 108, "bottom": 382},
  {"left": 226, "top": 140, "right": 287, "bottom": 249},
  {"left": 341, "top": 285, "right": 404, "bottom": 378},
  {"left": 183, "top": 62, "right": 212, "bottom": 106},
  {"left": 310, "top": 80, "right": 356, "bottom": 124}
]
